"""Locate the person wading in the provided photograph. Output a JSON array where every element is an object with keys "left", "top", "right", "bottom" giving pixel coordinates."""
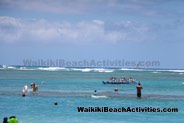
[{"left": 136, "top": 82, "right": 143, "bottom": 98}]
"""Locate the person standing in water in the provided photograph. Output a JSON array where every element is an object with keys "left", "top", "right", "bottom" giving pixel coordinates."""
[
  {"left": 136, "top": 82, "right": 143, "bottom": 98},
  {"left": 8, "top": 116, "right": 18, "bottom": 123},
  {"left": 31, "top": 83, "right": 38, "bottom": 93},
  {"left": 3, "top": 117, "right": 8, "bottom": 123}
]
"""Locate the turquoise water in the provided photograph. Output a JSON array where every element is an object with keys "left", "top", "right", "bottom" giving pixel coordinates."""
[{"left": 0, "top": 66, "right": 184, "bottom": 123}]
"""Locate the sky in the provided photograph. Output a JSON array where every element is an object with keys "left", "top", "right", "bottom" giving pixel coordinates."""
[{"left": 0, "top": 0, "right": 184, "bottom": 69}]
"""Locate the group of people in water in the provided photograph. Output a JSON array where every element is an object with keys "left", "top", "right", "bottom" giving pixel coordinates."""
[
  {"left": 23, "top": 79, "right": 141, "bottom": 99},
  {"left": 2, "top": 83, "right": 40, "bottom": 122},
  {"left": 3, "top": 116, "right": 18, "bottom": 123},
  {"left": 94, "top": 82, "right": 143, "bottom": 98},
  {"left": 3, "top": 77, "right": 142, "bottom": 122},
  {"left": 22, "top": 82, "right": 38, "bottom": 96},
  {"left": 108, "top": 76, "right": 142, "bottom": 98},
  {"left": 109, "top": 77, "right": 137, "bottom": 83}
]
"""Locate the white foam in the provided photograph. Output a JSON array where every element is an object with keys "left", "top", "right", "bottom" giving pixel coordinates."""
[
  {"left": 2, "top": 65, "right": 7, "bottom": 68},
  {"left": 91, "top": 94, "right": 108, "bottom": 98},
  {"left": 78, "top": 68, "right": 114, "bottom": 72},
  {"left": 81, "top": 68, "right": 93, "bottom": 72},
  {"left": 69, "top": 68, "right": 91, "bottom": 72},
  {"left": 93, "top": 68, "right": 114, "bottom": 73},
  {"left": 7, "top": 66, "right": 16, "bottom": 69},
  {"left": 70, "top": 68, "right": 114, "bottom": 72},
  {"left": 37, "top": 67, "right": 68, "bottom": 71},
  {"left": 19, "top": 67, "right": 35, "bottom": 70},
  {"left": 120, "top": 68, "right": 143, "bottom": 71},
  {"left": 20, "top": 67, "right": 26, "bottom": 69},
  {"left": 1, "top": 65, "right": 18, "bottom": 69},
  {"left": 70, "top": 68, "right": 83, "bottom": 71},
  {"left": 154, "top": 69, "right": 184, "bottom": 73},
  {"left": 4, "top": 65, "right": 18, "bottom": 69},
  {"left": 0, "top": 65, "right": 7, "bottom": 69},
  {"left": 167, "top": 70, "right": 184, "bottom": 73},
  {"left": 151, "top": 71, "right": 160, "bottom": 74},
  {"left": 120, "top": 68, "right": 184, "bottom": 73}
]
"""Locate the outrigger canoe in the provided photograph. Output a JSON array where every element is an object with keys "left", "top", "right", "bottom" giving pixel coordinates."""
[{"left": 102, "top": 81, "right": 137, "bottom": 84}]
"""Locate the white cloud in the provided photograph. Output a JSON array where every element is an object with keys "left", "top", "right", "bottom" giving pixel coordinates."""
[
  {"left": 0, "top": 16, "right": 157, "bottom": 45},
  {"left": 0, "top": 0, "right": 170, "bottom": 17},
  {"left": 0, "top": 0, "right": 96, "bottom": 14},
  {"left": 1, "top": 0, "right": 184, "bottom": 23},
  {"left": 0, "top": 16, "right": 22, "bottom": 42}
]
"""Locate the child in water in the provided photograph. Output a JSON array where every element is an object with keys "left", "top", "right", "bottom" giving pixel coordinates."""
[{"left": 22, "top": 85, "right": 28, "bottom": 97}]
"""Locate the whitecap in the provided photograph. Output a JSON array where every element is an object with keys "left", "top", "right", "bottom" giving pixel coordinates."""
[
  {"left": 7, "top": 66, "right": 16, "bottom": 69},
  {"left": 70, "top": 68, "right": 83, "bottom": 71},
  {"left": 151, "top": 71, "right": 160, "bottom": 74},
  {"left": 81, "top": 68, "right": 93, "bottom": 72},
  {"left": 37, "top": 67, "right": 68, "bottom": 71},
  {"left": 120, "top": 68, "right": 144, "bottom": 71},
  {"left": 19, "top": 67, "right": 35, "bottom": 70},
  {"left": 1, "top": 65, "right": 16, "bottom": 69},
  {"left": 2, "top": 65, "right": 7, "bottom": 68},
  {"left": 155, "top": 69, "right": 184, "bottom": 73},
  {"left": 94, "top": 68, "right": 114, "bottom": 73},
  {"left": 69, "top": 68, "right": 114, "bottom": 72},
  {"left": 1, "top": 65, "right": 19, "bottom": 70}
]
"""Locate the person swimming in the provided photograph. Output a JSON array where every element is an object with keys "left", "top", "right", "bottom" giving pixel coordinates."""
[
  {"left": 93, "top": 90, "right": 98, "bottom": 96},
  {"left": 22, "top": 85, "right": 28, "bottom": 97},
  {"left": 54, "top": 102, "right": 58, "bottom": 105},
  {"left": 31, "top": 83, "right": 38, "bottom": 93}
]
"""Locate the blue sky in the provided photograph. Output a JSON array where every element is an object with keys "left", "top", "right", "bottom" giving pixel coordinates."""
[{"left": 0, "top": 0, "right": 184, "bottom": 68}]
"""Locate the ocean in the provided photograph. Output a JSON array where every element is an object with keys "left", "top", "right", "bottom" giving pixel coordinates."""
[{"left": 0, "top": 66, "right": 184, "bottom": 123}]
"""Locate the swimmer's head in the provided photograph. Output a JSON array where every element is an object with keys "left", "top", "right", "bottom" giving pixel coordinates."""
[
  {"left": 9, "top": 116, "right": 16, "bottom": 119},
  {"left": 31, "top": 83, "right": 35, "bottom": 87},
  {"left": 22, "top": 93, "right": 26, "bottom": 97},
  {"left": 3, "top": 117, "right": 8, "bottom": 123}
]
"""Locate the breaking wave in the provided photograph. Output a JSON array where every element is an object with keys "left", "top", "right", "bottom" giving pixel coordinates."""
[
  {"left": 37, "top": 67, "right": 68, "bottom": 71},
  {"left": 71, "top": 68, "right": 114, "bottom": 72},
  {"left": 0, "top": 65, "right": 18, "bottom": 70},
  {"left": 1, "top": 65, "right": 184, "bottom": 74},
  {"left": 119, "top": 68, "right": 144, "bottom": 71}
]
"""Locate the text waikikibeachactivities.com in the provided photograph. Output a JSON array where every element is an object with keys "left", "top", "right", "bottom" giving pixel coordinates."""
[
  {"left": 22, "top": 59, "right": 160, "bottom": 67},
  {"left": 77, "top": 107, "right": 178, "bottom": 113}
]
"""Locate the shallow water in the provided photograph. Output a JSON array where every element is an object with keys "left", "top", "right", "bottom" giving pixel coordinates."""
[{"left": 0, "top": 66, "right": 184, "bottom": 123}]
